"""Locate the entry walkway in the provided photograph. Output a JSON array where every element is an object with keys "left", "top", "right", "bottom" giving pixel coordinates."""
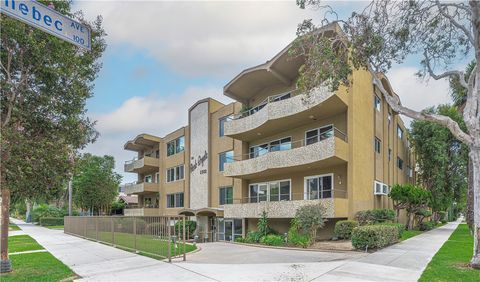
[{"left": 11, "top": 218, "right": 459, "bottom": 281}]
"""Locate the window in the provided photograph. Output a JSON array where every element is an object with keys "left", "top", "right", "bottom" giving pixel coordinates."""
[
  {"left": 249, "top": 180, "right": 291, "bottom": 203},
  {"left": 374, "top": 181, "right": 389, "bottom": 195},
  {"left": 219, "top": 151, "right": 234, "bottom": 171},
  {"left": 397, "top": 126, "right": 403, "bottom": 139},
  {"left": 305, "top": 125, "right": 334, "bottom": 145},
  {"left": 144, "top": 175, "right": 152, "bottom": 183},
  {"left": 388, "top": 112, "right": 392, "bottom": 126},
  {"left": 155, "top": 173, "right": 160, "bottom": 183},
  {"left": 374, "top": 95, "right": 381, "bottom": 111},
  {"left": 388, "top": 148, "right": 392, "bottom": 161},
  {"left": 155, "top": 150, "right": 160, "bottom": 158},
  {"left": 219, "top": 115, "right": 233, "bottom": 137},
  {"left": 167, "top": 136, "right": 185, "bottom": 156},
  {"left": 166, "top": 165, "right": 184, "bottom": 182},
  {"left": 305, "top": 174, "right": 333, "bottom": 200},
  {"left": 375, "top": 137, "right": 381, "bottom": 154},
  {"left": 219, "top": 186, "right": 233, "bottom": 205},
  {"left": 167, "top": 193, "right": 184, "bottom": 208},
  {"left": 397, "top": 157, "right": 404, "bottom": 170},
  {"left": 249, "top": 137, "right": 292, "bottom": 159},
  {"left": 408, "top": 167, "right": 413, "bottom": 178}
]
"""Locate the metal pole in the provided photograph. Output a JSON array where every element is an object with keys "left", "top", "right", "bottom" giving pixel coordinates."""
[
  {"left": 96, "top": 217, "right": 99, "bottom": 241},
  {"left": 134, "top": 217, "right": 137, "bottom": 252},
  {"left": 168, "top": 217, "right": 172, "bottom": 262},
  {"left": 111, "top": 217, "right": 115, "bottom": 246},
  {"left": 183, "top": 216, "right": 186, "bottom": 261},
  {"left": 68, "top": 178, "right": 73, "bottom": 216}
]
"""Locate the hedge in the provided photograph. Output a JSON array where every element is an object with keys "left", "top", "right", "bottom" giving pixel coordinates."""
[
  {"left": 351, "top": 225, "right": 399, "bottom": 250},
  {"left": 40, "top": 217, "right": 64, "bottom": 226},
  {"left": 376, "top": 222, "right": 405, "bottom": 238},
  {"left": 334, "top": 220, "right": 359, "bottom": 239},
  {"left": 261, "top": 234, "right": 284, "bottom": 246}
]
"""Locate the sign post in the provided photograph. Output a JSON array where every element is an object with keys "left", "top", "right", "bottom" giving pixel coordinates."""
[{"left": 0, "top": 0, "right": 91, "bottom": 50}]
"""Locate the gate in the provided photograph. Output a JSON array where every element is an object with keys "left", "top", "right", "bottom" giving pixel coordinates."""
[{"left": 64, "top": 216, "right": 188, "bottom": 262}]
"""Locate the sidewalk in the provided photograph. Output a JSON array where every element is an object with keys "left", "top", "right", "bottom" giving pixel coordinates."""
[
  {"left": 11, "top": 218, "right": 460, "bottom": 281},
  {"left": 10, "top": 218, "right": 213, "bottom": 281}
]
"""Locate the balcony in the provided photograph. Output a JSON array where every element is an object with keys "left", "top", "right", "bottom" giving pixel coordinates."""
[
  {"left": 124, "top": 182, "right": 160, "bottom": 195},
  {"left": 124, "top": 207, "right": 160, "bottom": 216},
  {"left": 224, "top": 87, "right": 348, "bottom": 141},
  {"left": 223, "top": 194, "right": 348, "bottom": 219},
  {"left": 223, "top": 129, "right": 348, "bottom": 179},
  {"left": 124, "top": 156, "right": 159, "bottom": 174}
]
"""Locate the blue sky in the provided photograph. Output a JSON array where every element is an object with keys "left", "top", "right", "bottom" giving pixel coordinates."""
[{"left": 75, "top": 1, "right": 456, "bottom": 184}]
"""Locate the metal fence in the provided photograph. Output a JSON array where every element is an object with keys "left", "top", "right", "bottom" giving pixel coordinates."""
[{"left": 64, "top": 216, "right": 188, "bottom": 262}]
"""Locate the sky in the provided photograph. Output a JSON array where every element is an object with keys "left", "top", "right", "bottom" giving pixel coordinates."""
[{"left": 74, "top": 0, "right": 455, "bottom": 184}]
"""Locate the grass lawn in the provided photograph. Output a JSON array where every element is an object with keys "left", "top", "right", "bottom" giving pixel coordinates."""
[
  {"left": 1, "top": 235, "right": 76, "bottom": 281},
  {"left": 9, "top": 223, "right": 21, "bottom": 231},
  {"left": 419, "top": 224, "right": 479, "bottom": 282},
  {"left": 401, "top": 229, "right": 423, "bottom": 241},
  {"left": 8, "top": 235, "right": 44, "bottom": 253},
  {"left": 93, "top": 231, "right": 196, "bottom": 259},
  {"left": 46, "top": 225, "right": 64, "bottom": 230},
  {"left": 1, "top": 252, "right": 77, "bottom": 282}
]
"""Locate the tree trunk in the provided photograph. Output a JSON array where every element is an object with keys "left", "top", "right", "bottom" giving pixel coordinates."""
[
  {"left": 0, "top": 188, "right": 11, "bottom": 273},
  {"left": 470, "top": 147, "right": 480, "bottom": 268},
  {"left": 25, "top": 199, "right": 32, "bottom": 223},
  {"left": 407, "top": 211, "right": 414, "bottom": 230}
]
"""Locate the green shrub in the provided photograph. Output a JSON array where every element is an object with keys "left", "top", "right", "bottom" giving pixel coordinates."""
[
  {"left": 419, "top": 221, "right": 436, "bottom": 231},
  {"left": 31, "top": 204, "right": 66, "bottom": 222},
  {"left": 39, "top": 217, "right": 64, "bottom": 226},
  {"left": 261, "top": 234, "right": 284, "bottom": 246},
  {"left": 438, "top": 211, "right": 447, "bottom": 221},
  {"left": 334, "top": 220, "right": 359, "bottom": 239},
  {"left": 245, "top": 231, "right": 263, "bottom": 243},
  {"left": 376, "top": 222, "right": 405, "bottom": 238},
  {"left": 351, "top": 225, "right": 399, "bottom": 250},
  {"left": 356, "top": 209, "right": 396, "bottom": 225},
  {"left": 295, "top": 204, "right": 325, "bottom": 241},
  {"left": 235, "top": 237, "right": 245, "bottom": 243},
  {"left": 287, "top": 219, "right": 310, "bottom": 248},
  {"left": 175, "top": 220, "right": 197, "bottom": 238},
  {"left": 441, "top": 219, "right": 447, "bottom": 224}
]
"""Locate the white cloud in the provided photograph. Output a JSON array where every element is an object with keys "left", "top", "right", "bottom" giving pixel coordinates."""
[
  {"left": 85, "top": 85, "right": 232, "bottom": 183},
  {"left": 75, "top": 1, "right": 324, "bottom": 77},
  {"left": 387, "top": 67, "right": 452, "bottom": 127}
]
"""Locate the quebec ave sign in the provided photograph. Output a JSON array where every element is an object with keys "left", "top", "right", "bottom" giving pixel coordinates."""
[{"left": 1, "top": 0, "right": 91, "bottom": 50}]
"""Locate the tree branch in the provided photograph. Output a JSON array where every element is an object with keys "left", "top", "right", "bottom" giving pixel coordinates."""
[
  {"left": 435, "top": 0, "right": 474, "bottom": 46},
  {"left": 369, "top": 66, "right": 474, "bottom": 146},
  {"left": 423, "top": 50, "right": 469, "bottom": 89}
]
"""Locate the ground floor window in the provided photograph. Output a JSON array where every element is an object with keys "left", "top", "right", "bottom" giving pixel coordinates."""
[
  {"left": 249, "top": 180, "right": 291, "bottom": 203},
  {"left": 217, "top": 218, "right": 243, "bottom": 241},
  {"left": 305, "top": 174, "right": 333, "bottom": 199}
]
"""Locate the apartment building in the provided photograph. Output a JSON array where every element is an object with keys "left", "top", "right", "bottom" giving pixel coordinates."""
[{"left": 123, "top": 27, "right": 415, "bottom": 241}]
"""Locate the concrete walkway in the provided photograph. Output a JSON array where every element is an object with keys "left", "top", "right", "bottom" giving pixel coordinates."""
[{"left": 11, "top": 218, "right": 460, "bottom": 281}]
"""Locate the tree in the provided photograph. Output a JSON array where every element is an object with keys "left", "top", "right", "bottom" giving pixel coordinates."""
[
  {"left": 410, "top": 105, "right": 468, "bottom": 217},
  {"left": 0, "top": 1, "right": 106, "bottom": 272},
  {"left": 390, "top": 184, "right": 431, "bottom": 230},
  {"left": 294, "top": 0, "right": 480, "bottom": 268},
  {"left": 295, "top": 204, "right": 326, "bottom": 243},
  {"left": 73, "top": 154, "right": 121, "bottom": 215}
]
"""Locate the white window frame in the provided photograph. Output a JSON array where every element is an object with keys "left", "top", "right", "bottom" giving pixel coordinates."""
[
  {"left": 303, "top": 173, "right": 334, "bottom": 200},
  {"left": 397, "top": 126, "right": 404, "bottom": 139},
  {"left": 219, "top": 150, "right": 234, "bottom": 172},
  {"left": 166, "top": 136, "right": 185, "bottom": 157},
  {"left": 219, "top": 115, "right": 233, "bottom": 137},
  {"left": 249, "top": 136, "right": 292, "bottom": 159},
  {"left": 374, "top": 95, "right": 381, "bottom": 112},
  {"left": 155, "top": 172, "right": 160, "bottom": 183},
  {"left": 144, "top": 175, "right": 153, "bottom": 183},
  {"left": 248, "top": 179, "right": 292, "bottom": 203},
  {"left": 166, "top": 164, "right": 184, "bottom": 183},
  {"left": 374, "top": 180, "right": 389, "bottom": 196},
  {"left": 304, "top": 124, "right": 334, "bottom": 145}
]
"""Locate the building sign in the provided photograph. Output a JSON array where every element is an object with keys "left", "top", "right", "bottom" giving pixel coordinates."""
[
  {"left": 189, "top": 101, "right": 210, "bottom": 209},
  {"left": 1, "top": 0, "right": 91, "bottom": 50}
]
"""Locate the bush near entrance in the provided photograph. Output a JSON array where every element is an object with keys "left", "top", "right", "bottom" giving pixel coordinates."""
[
  {"left": 351, "top": 225, "right": 399, "bottom": 250},
  {"left": 39, "top": 217, "right": 64, "bottom": 226},
  {"left": 334, "top": 220, "right": 359, "bottom": 239}
]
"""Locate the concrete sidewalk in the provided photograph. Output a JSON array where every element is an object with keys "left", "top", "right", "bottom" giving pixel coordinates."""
[
  {"left": 10, "top": 218, "right": 213, "bottom": 281},
  {"left": 11, "top": 218, "right": 460, "bottom": 281}
]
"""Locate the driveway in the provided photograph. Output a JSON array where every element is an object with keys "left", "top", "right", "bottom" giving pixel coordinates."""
[{"left": 185, "top": 242, "right": 365, "bottom": 264}]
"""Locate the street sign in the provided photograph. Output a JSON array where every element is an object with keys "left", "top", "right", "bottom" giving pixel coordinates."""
[{"left": 1, "top": 0, "right": 91, "bottom": 50}]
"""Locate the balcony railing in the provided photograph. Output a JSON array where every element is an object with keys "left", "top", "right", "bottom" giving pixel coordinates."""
[
  {"left": 226, "top": 127, "right": 347, "bottom": 162},
  {"left": 225, "top": 191, "right": 347, "bottom": 205},
  {"left": 124, "top": 155, "right": 159, "bottom": 173},
  {"left": 232, "top": 90, "right": 295, "bottom": 120}
]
